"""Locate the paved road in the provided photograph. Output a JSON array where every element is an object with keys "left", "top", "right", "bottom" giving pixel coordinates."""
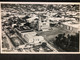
[
  {"left": 44, "top": 40, "right": 58, "bottom": 52},
  {"left": 2, "top": 31, "right": 16, "bottom": 52}
]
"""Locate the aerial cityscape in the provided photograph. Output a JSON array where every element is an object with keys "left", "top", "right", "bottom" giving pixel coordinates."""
[{"left": 1, "top": 4, "right": 80, "bottom": 52}]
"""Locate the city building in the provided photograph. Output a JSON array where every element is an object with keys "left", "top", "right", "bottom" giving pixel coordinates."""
[
  {"left": 37, "top": 16, "right": 50, "bottom": 31},
  {"left": 60, "top": 21, "right": 80, "bottom": 33},
  {"left": 21, "top": 32, "right": 45, "bottom": 45}
]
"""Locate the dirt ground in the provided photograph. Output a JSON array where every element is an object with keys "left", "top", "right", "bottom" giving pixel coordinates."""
[
  {"left": 36, "top": 27, "right": 76, "bottom": 52},
  {"left": 37, "top": 27, "right": 76, "bottom": 41}
]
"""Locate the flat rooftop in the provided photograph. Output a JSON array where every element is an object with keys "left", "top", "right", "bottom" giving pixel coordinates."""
[{"left": 62, "top": 21, "right": 80, "bottom": 29}]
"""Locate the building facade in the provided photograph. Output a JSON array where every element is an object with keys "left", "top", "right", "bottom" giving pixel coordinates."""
[
  {"left": 60, "top": 21, "right": 80, "bottom": 33},
  {"left": 21, "top": 32, "right": 45, "bottom": 45},
  {"left": 38, "top": 16, "right": 50, "bottom": 31}
]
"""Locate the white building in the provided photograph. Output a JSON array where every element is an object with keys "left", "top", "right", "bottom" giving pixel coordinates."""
[
  {"left": 61, "top": 21, "right": 80, "bottom": 33},
  {"left": 21, "top": 32, "right": 45, "bottom": 45},
  {"left": 38, "top": 16, "right": 50, "bottom": 31}
]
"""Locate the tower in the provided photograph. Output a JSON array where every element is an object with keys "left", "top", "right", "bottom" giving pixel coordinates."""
[{"left": 38, "top": 15, "right": 50, "bottom": 31}]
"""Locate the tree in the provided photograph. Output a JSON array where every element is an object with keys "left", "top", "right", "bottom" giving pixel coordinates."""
[
  {"left": 9, "top": 30, "right": 15, "bottom": 35},
  {"left": 41, "top": 42, "right": 47, "bottom": 48}
]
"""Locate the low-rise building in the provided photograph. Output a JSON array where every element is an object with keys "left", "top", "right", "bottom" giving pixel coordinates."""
[
  {"left": 60, "top": 21, "right": 80, "bottom": 33},
  {"left": 22, "top": 32, "right": 45, "bottom": 45}
]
